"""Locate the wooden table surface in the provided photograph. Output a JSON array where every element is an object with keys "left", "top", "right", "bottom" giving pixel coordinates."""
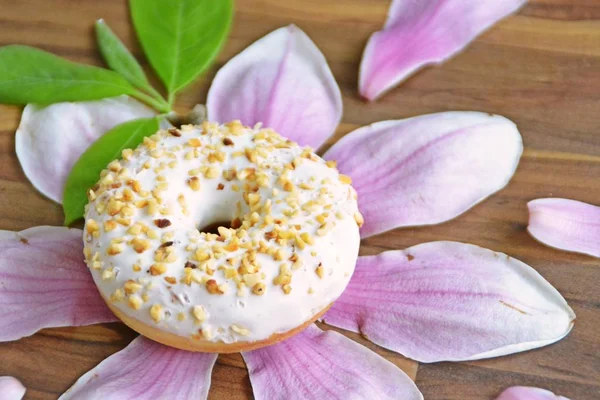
[{"left": 0, "top": 1, "right": 599, "bottom": 399}]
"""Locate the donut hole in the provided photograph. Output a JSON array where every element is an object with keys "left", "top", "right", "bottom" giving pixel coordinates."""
[{"left": 200, "top": 220, "right": 233, "bottom": 235}]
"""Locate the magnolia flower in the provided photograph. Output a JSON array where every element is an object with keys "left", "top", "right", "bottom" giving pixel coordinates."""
[{"left": 1, "top": 24, "right": 575, "bottom": 399}]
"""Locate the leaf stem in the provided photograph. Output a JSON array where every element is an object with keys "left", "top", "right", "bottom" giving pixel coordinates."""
[
  {"left": 131, "top": 90, "right": 171, "bottom": 113},
  {"left": 167, "top": 91, "right": 176, "bottom": 108},
  {"left": 143, "top": 85, "right": 168, "bottom": 105}
]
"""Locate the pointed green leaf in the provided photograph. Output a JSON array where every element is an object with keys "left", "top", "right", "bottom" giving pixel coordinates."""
[
  {"left": 62, "top": 117, "right": 160, "bottom": 225},
  {"left": 130, "top": 0, "right": 233, "bottom": 97},
  {"left": 95, "top": 19, "right": 152, "bottom": 91},
  {"left": 0, "top": 45, "right": 136, "bottom": 104}
]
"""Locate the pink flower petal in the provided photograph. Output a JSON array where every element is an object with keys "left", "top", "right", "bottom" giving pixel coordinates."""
[
  {"left": 359, "top": 0, "right": 526, "bottom": 100},
  {"left": 15, "top": 96, "right": 154, "bottom": 203},
  {"left": 0, "top": 376, "right": 26, "bottom": 400},
  {"left": 207, "top": 24, "right": 342, "bottom": 149},
  {"left": 60, "top": 336, "right": 217, "bottom": 400},
  {"left": 322, "top": 241, "right": 575, "bottom": 363},
  {"left": 528, "top": 198, "right": 600, "bottom": 258},
  {"left": 324, "top": 112, "right": 523, "bottom": 237},
  {"left": 496, "top": 386, "right": 570, "bottom": 400},
  {"left": 0, "top": 226, "right": 117, "bottom": 342},
  {"left": 243, "top": 324, "right": 422, "bottom": 400}
]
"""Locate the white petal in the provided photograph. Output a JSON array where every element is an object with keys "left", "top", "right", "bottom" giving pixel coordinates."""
[{"left": 16, "top": 96, "right": 154, "bottom": 203}]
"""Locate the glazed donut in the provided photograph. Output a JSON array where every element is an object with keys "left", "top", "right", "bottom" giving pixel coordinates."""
[{"left": 83, "top": 121, "right": 362, "bottom": 353}]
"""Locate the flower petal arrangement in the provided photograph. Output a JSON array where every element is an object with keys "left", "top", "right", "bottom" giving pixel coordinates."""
[{"left": 0, "top": 1, "right": 584, "bottom": 399}]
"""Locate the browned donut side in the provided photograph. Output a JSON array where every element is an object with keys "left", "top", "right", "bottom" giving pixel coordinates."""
[{"left": 104, "top": 297, "right": 331, "bottom": 353}]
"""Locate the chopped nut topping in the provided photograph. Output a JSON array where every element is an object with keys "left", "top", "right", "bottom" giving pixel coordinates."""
[
  {"left": 188, "top": 176, "right": 201, "bottom": 191},
  {"left": 206, "top": 279, "right": 224, "bottom": 294},
  {"left": 204, "top": 166, "right": 220, "bottom": 179},
  {"left": 86, "top": 219, "right": 99, "bottom": 234},
  {"left": 150, "top": 304, "right": 163, "bottom": 323},
  {"left": 168, "top": 128, "right": 182, "bottom": 137},
  {"left": 124, "top": 280, "right": 142, "bottom": 294},
  {"left": 192, "top": 305, "right": 206, "bottom": 322},
  {"left": 107, "top": 242, "right": 124, "bottom": 255},
  {"left": 107, "top": 160, "right": 121, "bottom": 172},
  {"left": 102, "top": 268, "right": 115, "bottom": 280},
  {"left": 354, "top": 211, "right": 364, "bottom": 227},
  {"left": 315, "top": 263, "right": 324, "bottom": 279},
  {"left": 339, "top": 174, "right": 352, "bottom": 184},
  {"left": 230, "top": 324, "right": 250, "bottom": 336},
  {"left": 165, "top": 276, "right": 177, "bottom": 285},
  {"left": 185, "top": 261, "right": 198, "bottom": 269},
  {"left": 317, "top": 222, "right": 333, "bottom": 236},
  {"left": 154, "top": 218, "right": 172, "bottom": 228},
  {"left": 252, "top": 282, "right": 266, "bottom": 295},
  {"left": 202, "top": 326, "right": 213, "bottom": 340},
  {"left": 122, "top": 148, "right": 133, "bottom": 160},
  {"left": 150, "top": 149, "right": 164, "bottom": 158},
  {"left": 111, "top": 288, "right": 124, "bottom": 302},
  {"left": 188, "top": 138, "right": 202, "bottom": 147},
  {"left": 128, "top": 295, "right": 143, "bottom": 310},
  {"left": 132, "top": 238, "right": 151, "bottom": 253},
  {"left": 150, "top": 263, "right": 167, "bottom": 276}
]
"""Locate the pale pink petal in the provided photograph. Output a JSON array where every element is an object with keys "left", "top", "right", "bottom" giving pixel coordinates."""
[
  {"left": 243, "top": 324, "right": 422, "bottom": 400},
  {"left": 324, "top": 112, "right": 523, "bottom": 237},
  {"left": 322, "top": 241, "right": 575, "bottom": 363},
  {"left": 207, "top": 24, "right": 342, "bottom": 149},
  {"left": 0, "top": 376, "right": 26, "bottom": 400},
  {"left": 528, "top": 198, "right": 600, "bottom": 258},
  {"left": 497, "top": 386, "right": 570, "bottom": 400},
  {"left": 0, "top": 226, "right": 117, "bottom": 342},
  {"left": 16, "top": 96, "right": 154, "bottom": 203},
  {"left": 60, "top": 336, "right": 217, "bottom": 399},
  {"left": 359, "top": 0, "right": 526, "bottom": 100}
]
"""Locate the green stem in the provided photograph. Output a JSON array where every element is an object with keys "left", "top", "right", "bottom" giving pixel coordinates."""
[
  {"left": 130, "top": 90, "right": 171, "bottom": 113},
  {"left": 143, "top": 85, "right": 168, "bottom": 105},
  {"left": 167, "top": 91, "right": 176, "bottom": 108}
]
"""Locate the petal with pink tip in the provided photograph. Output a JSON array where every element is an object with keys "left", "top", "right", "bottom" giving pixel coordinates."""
[
  {"left": 243, "top": 324, "right": 422, "bottom": 400},
  {"left": 496, "top": 386, "right": 570, "bottom": 400},
  {"left": 324, "top": 112, "right": 523, "bottom": 238},
  {"left": 0, "top": 377, "right": 26, "bottom": 400},
  {"left": 16, "top": 96, "right": 154, "bottom": 203},
  {"left": 60, "top": 336, "right": 217, "bottom": 400},
  {"left": 0, "top": 226, "right": 117, "bottom": 342},
  {"left": 528, "top": 198, "right": 600, "bottom": 258},
  {"left": 207, "top": 24, "right": 342, "bottom": 149},
  {"left": 359, "top": 0, "right": 526, "bottom": 100},
  {"left": 322, "top": 241, "right": 575, "bottom": 363}
]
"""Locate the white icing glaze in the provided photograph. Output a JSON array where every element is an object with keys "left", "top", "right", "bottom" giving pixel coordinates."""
[{"left": 83, "top": 121, "right": 361, "bottom": 344}]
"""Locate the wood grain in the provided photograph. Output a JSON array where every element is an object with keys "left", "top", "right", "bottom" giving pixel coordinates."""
[{"left": 0, "top": 1, "right": 598, "bottom": 399}]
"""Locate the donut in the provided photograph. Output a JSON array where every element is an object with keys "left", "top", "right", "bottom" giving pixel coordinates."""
[{"left": 83, "top": 121, "right": 362, "bottom": 353}]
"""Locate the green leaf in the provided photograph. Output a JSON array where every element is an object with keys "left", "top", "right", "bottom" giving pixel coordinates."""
[
  {"left": 62, "top": 117, "right": 160, "bottom": 225},
  {"left": 0, "top": 45, "right": 137, "bottom": 104},
  {"left": 95, "top": 19, "right": 152, "bottom": 92},
  {"left": 130, "top": 0, "right": 233, "bottom": 98}
]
